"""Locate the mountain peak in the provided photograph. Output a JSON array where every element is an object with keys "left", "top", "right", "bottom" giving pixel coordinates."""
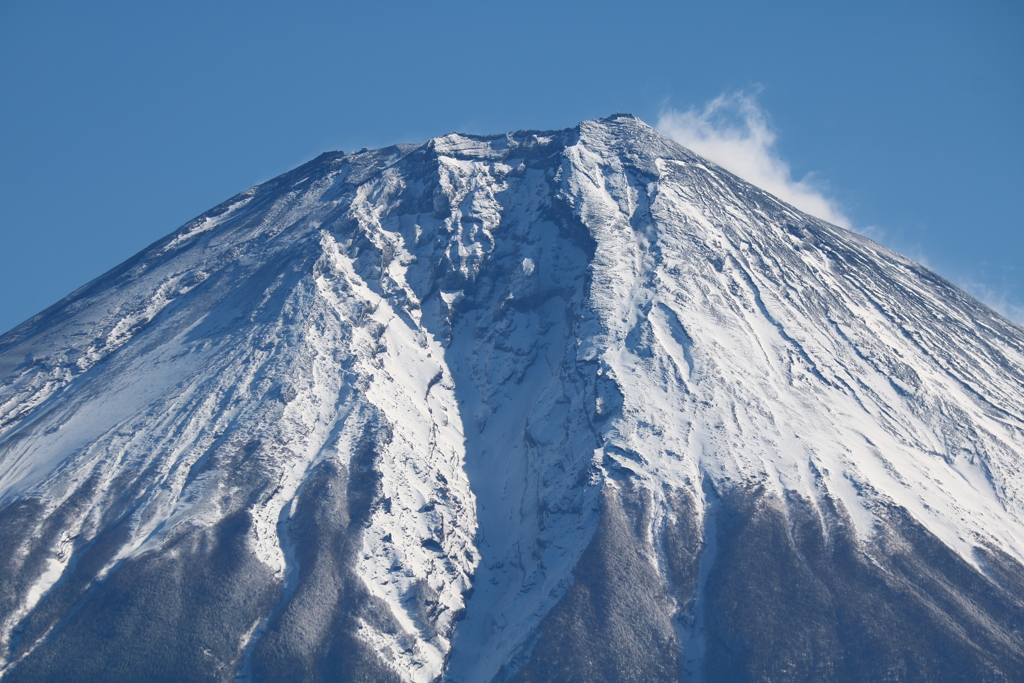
[{"left": 1, "top": 117, "right": 1022, "bottom": 681}]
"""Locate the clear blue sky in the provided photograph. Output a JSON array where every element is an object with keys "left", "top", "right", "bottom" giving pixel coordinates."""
[{"left": 2, "top": 0, "right": 1022, "bottom": 334}]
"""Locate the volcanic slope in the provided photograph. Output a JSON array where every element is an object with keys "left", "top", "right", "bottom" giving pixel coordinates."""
[{"left": 1, "top": 115, "right": 1023, "bottom": 682}]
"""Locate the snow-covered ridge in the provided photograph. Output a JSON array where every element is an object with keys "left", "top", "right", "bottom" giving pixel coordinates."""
[{"left": 0, "top": 114, "right": 1022, "bottom": 680}]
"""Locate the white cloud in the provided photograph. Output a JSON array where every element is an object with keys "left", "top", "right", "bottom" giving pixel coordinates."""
[
  {"left": 657, "top": 91, "right": 851, "bottom": 228},
  {"left": 656, "top": 91, "right": 1024, "bottom": 324}
]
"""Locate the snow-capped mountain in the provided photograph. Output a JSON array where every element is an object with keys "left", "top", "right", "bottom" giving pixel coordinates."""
[{"left": 1, "top": 114, "right": 1023, "bottom": 682}]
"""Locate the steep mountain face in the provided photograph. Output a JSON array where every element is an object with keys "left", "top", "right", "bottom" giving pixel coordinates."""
[{"left": 1, "top": 114, "right": 1023, "bottom": 682}]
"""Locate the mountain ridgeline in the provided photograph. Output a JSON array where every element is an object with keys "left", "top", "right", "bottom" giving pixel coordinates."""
[{"left": 1, "top": 115, "right": 1023, "bottom": 681}]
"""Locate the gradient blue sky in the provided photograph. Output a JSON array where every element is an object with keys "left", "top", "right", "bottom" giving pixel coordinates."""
[{"left": 2, "top": 0, "right": 1022, "bottom": 334}]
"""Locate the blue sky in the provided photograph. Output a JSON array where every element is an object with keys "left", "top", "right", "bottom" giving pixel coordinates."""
[{"left": 1, "top": 0, "right": 1022, "bottom": 333}]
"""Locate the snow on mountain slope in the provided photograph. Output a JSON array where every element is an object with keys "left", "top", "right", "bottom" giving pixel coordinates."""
[
  {"left": 0, "top": 115, "right": 1023, "bottom": 682},
  {"left": 568, "top": 116, "right": 1024, "bottom": 557}
]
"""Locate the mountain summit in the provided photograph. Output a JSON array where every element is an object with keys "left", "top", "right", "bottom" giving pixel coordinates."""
[{"left": 1, "top": 115, "right": 1023, "bottom": 682}]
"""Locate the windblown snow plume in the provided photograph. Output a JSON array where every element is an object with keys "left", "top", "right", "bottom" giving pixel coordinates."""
[
  {"left": 0, "top": 115, "right": 1023, "bottom": 682},
  {"left": 657, "top": 92, "right": 850, "bottom": 228}
]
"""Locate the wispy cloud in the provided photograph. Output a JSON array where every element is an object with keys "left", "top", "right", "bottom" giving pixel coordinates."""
[
  {"left": 657, "top": 91, "right": 850, "bottom": 229},
  {"left": 656, "top": 91, "right": 1024, "bottom": 324}
]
